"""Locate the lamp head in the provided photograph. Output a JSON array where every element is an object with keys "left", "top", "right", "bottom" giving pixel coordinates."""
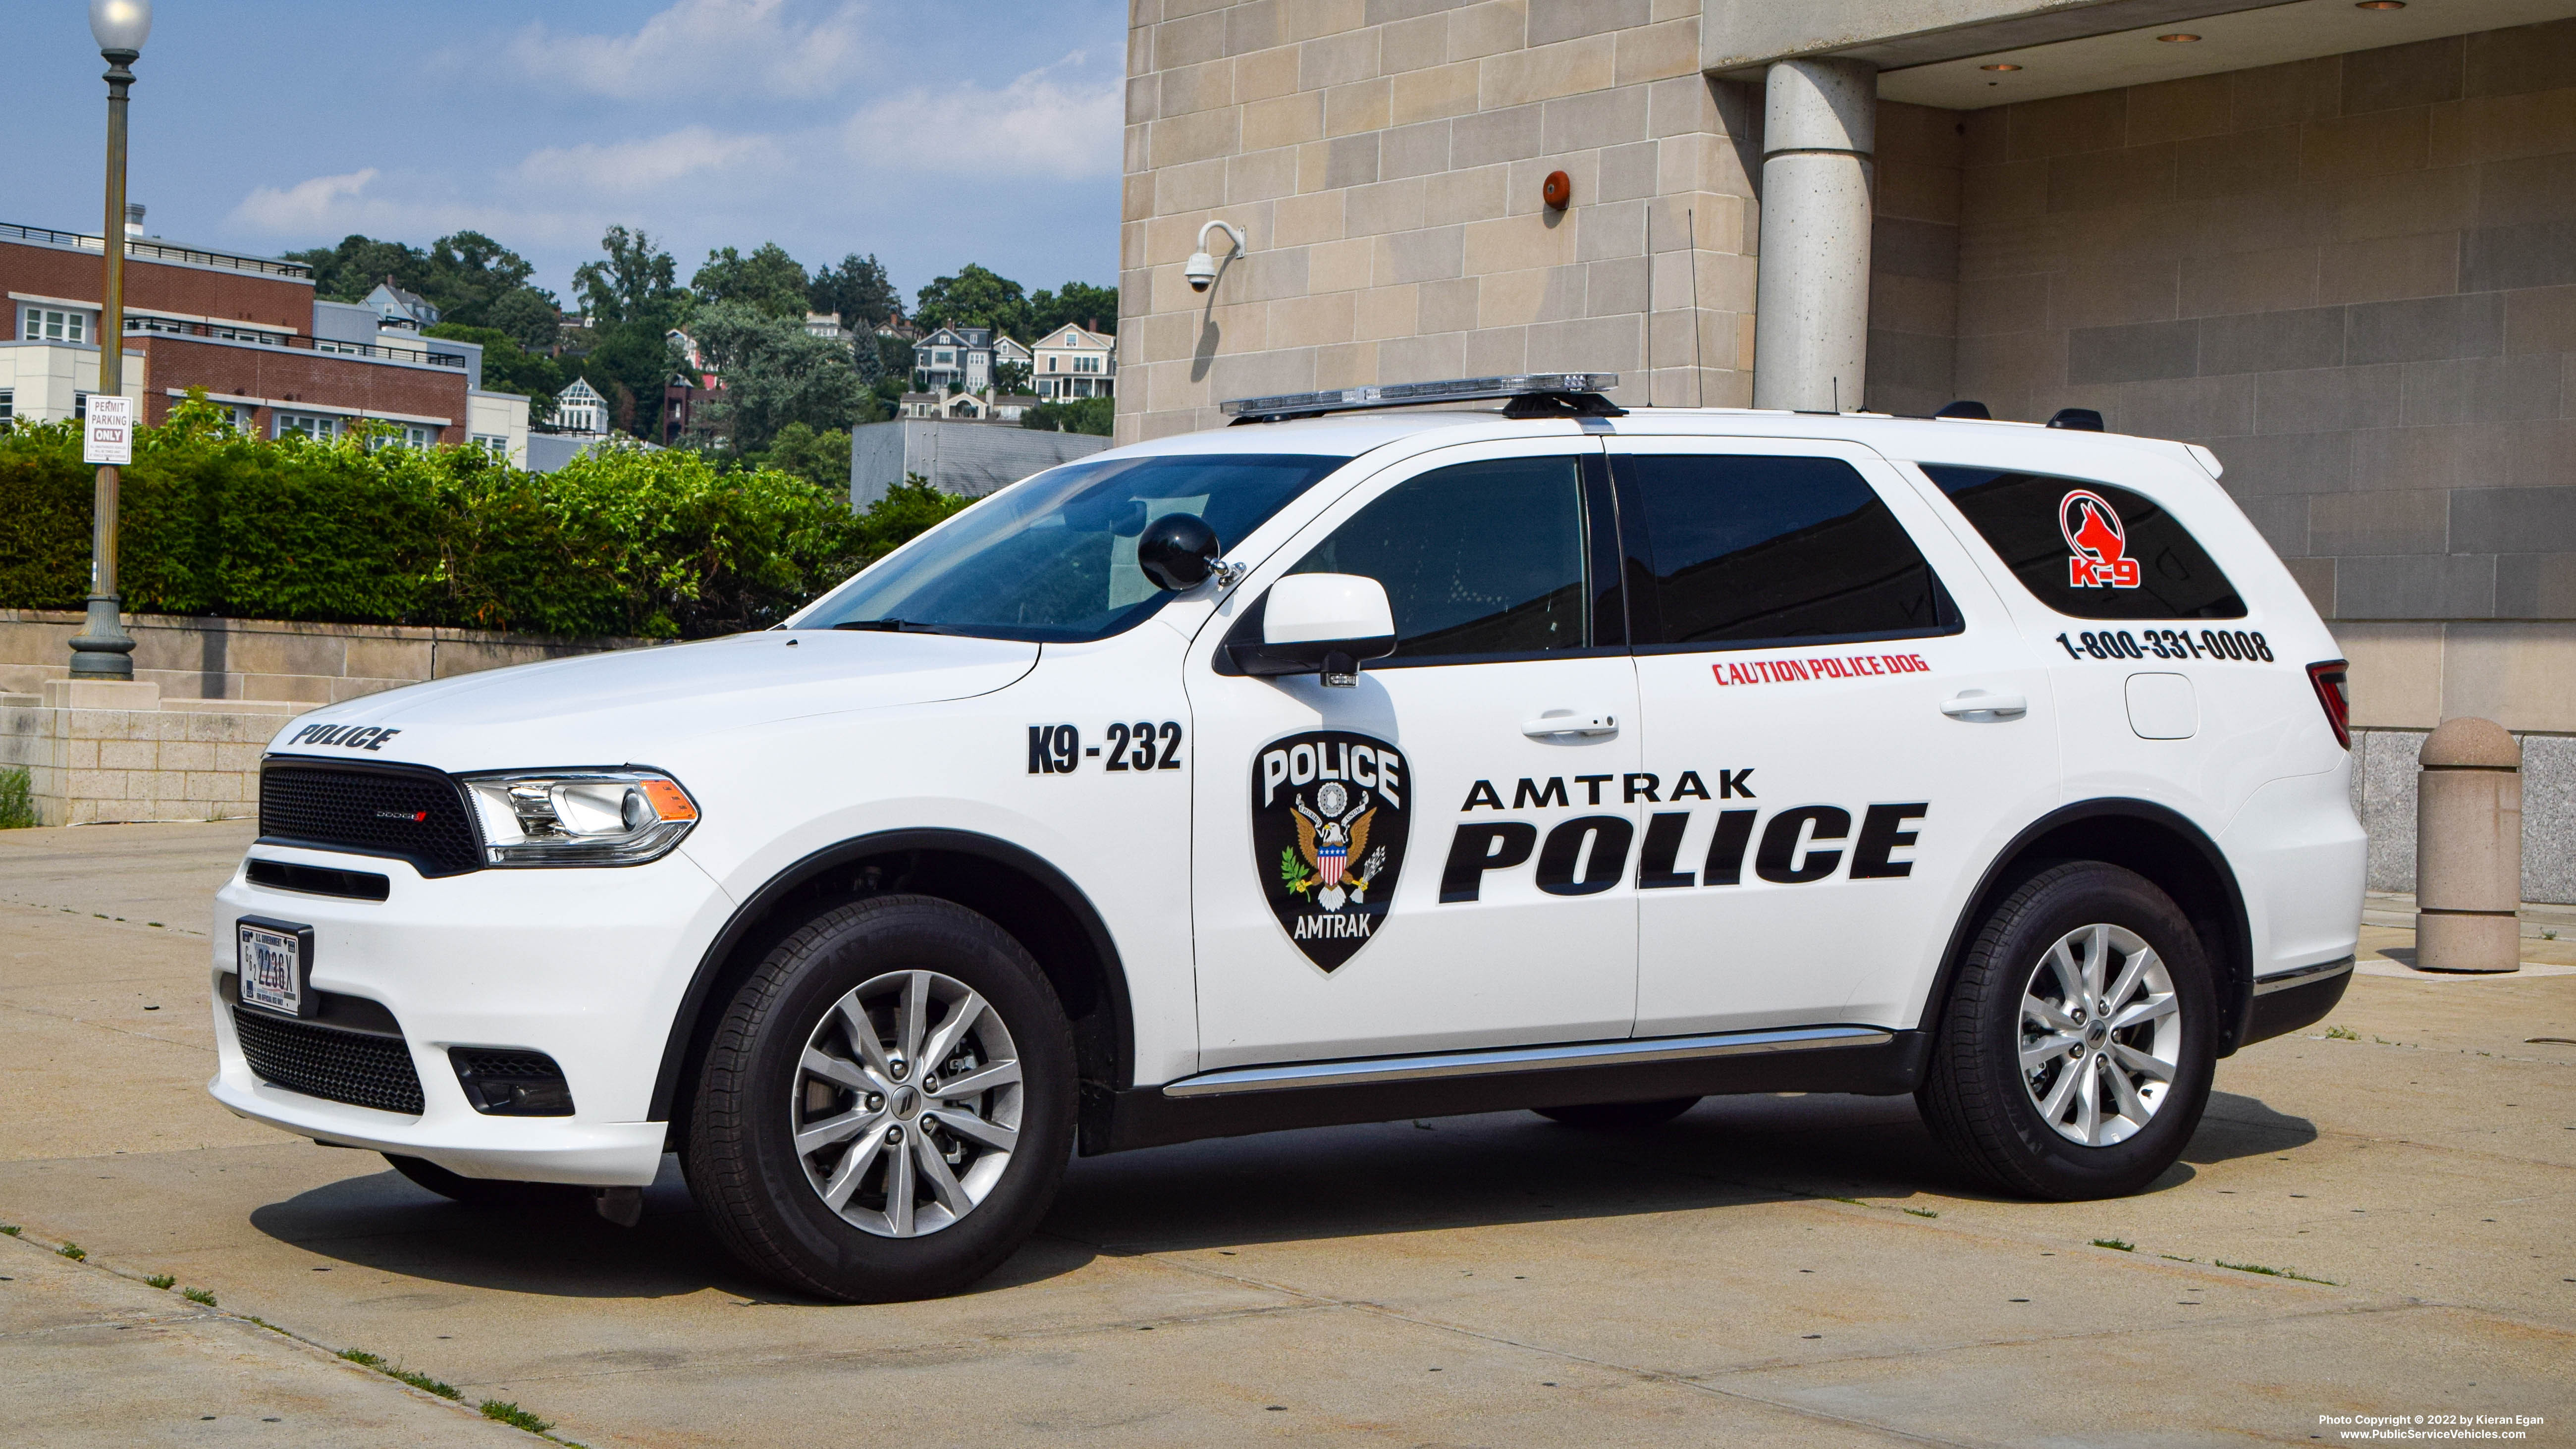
[{"left": 89, "top": 0, "right": 151, "bottom": 54}]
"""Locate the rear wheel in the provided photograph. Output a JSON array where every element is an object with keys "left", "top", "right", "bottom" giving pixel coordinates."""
[
  {"left": 685, "top": 895, "right": 1076, "bottom": 1302},
  {"left": 1532, "top": 1097, "right": 1700, "bottom": 1130},
  {"left": 1918, "top": 862, "right": 2215, "bottom": 1200},
  {"left": 381, "top": 1154, "right": 587, "bottom": 1209}
]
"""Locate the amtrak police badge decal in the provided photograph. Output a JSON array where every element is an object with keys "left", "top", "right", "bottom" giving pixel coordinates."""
[{"left": 1252, "top": 732, "right": 1410, "bottom": 971}]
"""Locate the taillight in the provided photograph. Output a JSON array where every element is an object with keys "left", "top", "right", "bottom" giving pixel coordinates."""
[{"left": 2307, "top": 660, "right": 2350, "bottom": 750}]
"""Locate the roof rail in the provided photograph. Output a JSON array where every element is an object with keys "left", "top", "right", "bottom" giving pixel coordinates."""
[{"left": 1222, "top": 373, "right": 1625, "bottom": 424}]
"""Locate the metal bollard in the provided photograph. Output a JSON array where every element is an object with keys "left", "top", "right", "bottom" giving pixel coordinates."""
[{"left": 2415, "top": 718, "right": 2522, "bottom": 973}]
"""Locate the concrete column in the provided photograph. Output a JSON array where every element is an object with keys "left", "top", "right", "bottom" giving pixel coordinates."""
[
  {"left": 1753, "top": 58, "right": 1877, "bottom": 413},
  {"left": 2415, "top": 718, "right": 2523, "bottom": 973}
]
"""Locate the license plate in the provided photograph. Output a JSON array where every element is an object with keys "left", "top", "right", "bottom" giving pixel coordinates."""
[{"left": 237, "top": 920, "right": 308, "bottom": 1016}]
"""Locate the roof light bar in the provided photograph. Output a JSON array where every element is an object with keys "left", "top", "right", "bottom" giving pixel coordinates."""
[{"left": 1221, "top": 373, "right": 1623, "bottom": 423}]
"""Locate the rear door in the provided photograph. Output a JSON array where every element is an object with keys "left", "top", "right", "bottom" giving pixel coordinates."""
[
  {"left": 1184, "top": 438, "right": 1642, "bottom": 1069},
  {"left": 1607, "top": 434, "right": 2064, "bottom": 1035}
]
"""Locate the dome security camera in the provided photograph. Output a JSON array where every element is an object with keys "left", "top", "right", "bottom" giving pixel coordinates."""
[{"left": 1186, "top": 221, "right": 1245, "bottom": 296}]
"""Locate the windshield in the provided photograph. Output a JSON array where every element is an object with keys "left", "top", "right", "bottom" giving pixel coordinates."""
[{"left": 799, "top": 453, "right": 1351, "bottom": 642}]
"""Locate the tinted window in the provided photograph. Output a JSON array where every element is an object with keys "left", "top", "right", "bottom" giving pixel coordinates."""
[
  {"left": 1289, "top": 456, "right": 1590, "bottom": 662},
  {"left": 1623, "top": 454, "right": 1954, "bottom": 648},
  {"left": 1921, "top": 466, "right": 2244, "bottom": 620},
  {"left": 801, "top": 453, "right": 1345, "bottom": 642}
]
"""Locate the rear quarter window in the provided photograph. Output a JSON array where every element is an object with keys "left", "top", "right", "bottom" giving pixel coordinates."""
[{"left": 1919, "top": 465, "right": 2246, "bottom": 621}]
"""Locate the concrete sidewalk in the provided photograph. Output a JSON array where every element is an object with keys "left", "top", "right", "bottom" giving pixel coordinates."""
[{"left": 1, "top": 820, "right": 2571, "bottom": 1447}]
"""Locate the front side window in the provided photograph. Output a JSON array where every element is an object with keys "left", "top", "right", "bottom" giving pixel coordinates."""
[
  {"left": 800, "top": 453, "right": 1348, "bottom": 643},
  {"left": 1288, "top": 456, "right": 1591, "bottom": 664},
  {"left": 274, "top": 412, "right": 342, "bottom": 440},
  {"left": 1921, "top": 466, "right": 2245, "bottom": 620},
  {"left": 1621, "top": 454, "right": 1956, "bottom": 649}
]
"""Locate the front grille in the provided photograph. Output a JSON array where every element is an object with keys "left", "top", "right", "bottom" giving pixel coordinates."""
[
  {"left": 232, "top": 1005, "right": 427, "bottom": 1115},
  {"left": 260, "top": 762, "right": 481, "bottom": 876}
]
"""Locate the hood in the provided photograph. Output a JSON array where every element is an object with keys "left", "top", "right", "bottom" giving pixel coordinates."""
[{"left": 265, "top": 631, "right": 1038, "bottom": 770}]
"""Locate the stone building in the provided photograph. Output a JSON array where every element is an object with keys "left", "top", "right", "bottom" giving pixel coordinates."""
[{"left": 1119, "top": 0, "right": 2576, "bottom": 901}]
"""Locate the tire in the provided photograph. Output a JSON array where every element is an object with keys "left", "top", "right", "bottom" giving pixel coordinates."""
[
  {"left": 1532, "top": 1097, "right": 1700, "bottom": 1130},
  {"left": 684, "top": 895, "right": 1077, "bottom": 1303},
  {"left": 1918, "top": 862, "right": 2216, "bottom": 1201},
  {"left": 381, "top": 1154, "right": 588, "bottom": 1209}
]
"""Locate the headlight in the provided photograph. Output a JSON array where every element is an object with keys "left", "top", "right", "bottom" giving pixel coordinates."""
[{"left": 458, "top": 769, "right": 699, "bottom": 867}]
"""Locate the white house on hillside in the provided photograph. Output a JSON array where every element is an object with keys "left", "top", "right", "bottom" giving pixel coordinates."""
[
  {"left": 553, "top": 376, "right": 609, "bottom": 435},
  {"left": 913, "top": 326, "right": 1030, "bottom": 392},
  {"left": 1031, "top": 323, "right": 1115, "bottom": 400}
]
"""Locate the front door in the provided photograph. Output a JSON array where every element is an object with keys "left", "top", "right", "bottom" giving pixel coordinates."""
[
  {"left": 1607, "top": 434, "right": 2064, "bottom": 1036},
  {"left": 1186, "top": 438, "right": 1642, "bottom": 1069}
]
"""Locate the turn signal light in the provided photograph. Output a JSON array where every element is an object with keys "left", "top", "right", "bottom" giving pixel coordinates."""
[
  {"left": 640, "top": 778, "right": 698, "bottom": 821},
  {"left": 2307, "top": 660, "right": 2351, "bottom": 751}
]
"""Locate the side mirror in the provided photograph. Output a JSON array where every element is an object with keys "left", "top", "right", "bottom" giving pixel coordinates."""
[
  {"left": 1136, "top": 513, "right": 1221, "bottom": 590},
  {"left": 1227, "top": 573, "right": 1396, "bottom": 685}
]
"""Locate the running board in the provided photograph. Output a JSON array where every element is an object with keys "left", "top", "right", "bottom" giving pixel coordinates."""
[{"left": 1161, "top": 1026, "right": 1895, "bottom": 1099}]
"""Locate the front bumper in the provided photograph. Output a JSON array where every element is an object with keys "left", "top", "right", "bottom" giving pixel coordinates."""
[{"left": 206, "top": 842, "right": 735, "bottom": 1186}]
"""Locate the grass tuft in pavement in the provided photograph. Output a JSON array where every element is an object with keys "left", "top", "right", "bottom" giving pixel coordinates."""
[
  {"left": 2324, "top": 1025, "right": 2359, "bottom": 1040},
  {"left": 2092, "top": 1238, "right": 2134, "bottom": 1251},
  {"left": 146, "top": 1274, "right": 174, "bottom": 1289},
  {"left": 0, "top": 768, "right": 36, "bottom": 829},
  {"left": 481, "top": 1400, "right": 553, "bottom": 1434},
  {"left": 2215, "top": 1258, "right": 2336, "bottom": 1285},
  {"left": 0, "top": 1224, "right": 18, "bottom": 1235},
  {"left": 56, "top": 1241, "right": 85, "bottom": 1261},
  {"left": 182, "top": 1287, "right": 216, "bottom": 1306},
  {"left": 1903, "top": 1207, "right": 1939, "bottom": 1218}
]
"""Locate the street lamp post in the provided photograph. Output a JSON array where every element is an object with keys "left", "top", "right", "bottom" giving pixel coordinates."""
[{"left": 66, "top": 0, "right": 151, "bottom": 681}]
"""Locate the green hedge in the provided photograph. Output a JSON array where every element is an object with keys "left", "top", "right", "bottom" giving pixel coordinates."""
[{"left": 0, "top": 394, "right": 965, "bottom": 639}]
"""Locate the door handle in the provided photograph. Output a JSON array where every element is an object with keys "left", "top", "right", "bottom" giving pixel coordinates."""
[
  {"left": 1940, "top": 690, "right": 2028, "bottom": 720},
  {"left": 1522, "top": 712, "right": 1619, "bottom": 739}
]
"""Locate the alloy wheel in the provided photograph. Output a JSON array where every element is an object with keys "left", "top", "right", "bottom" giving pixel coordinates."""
[
  {"left": 792, "top": 968, "right": 1023, "bottom": 1237},
  {"left": 2018, "top": 922, "right": 2180, "bottom": 1147}
]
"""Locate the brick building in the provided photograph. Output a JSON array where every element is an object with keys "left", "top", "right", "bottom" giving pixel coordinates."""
[
  {"left": 0, "top": 219, "right": 529, "bottom": 460},
  {"left": 1120, "top": 0, "right": 2576, "bottom": 900}
]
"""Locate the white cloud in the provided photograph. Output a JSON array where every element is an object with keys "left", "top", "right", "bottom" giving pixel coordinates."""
[
  {"left": 228, "top": 168, "right": 378, "bottom": 233},
  {"left": 224, "top": 167, "right": 600, "bottom": 251},
  {"left": 508, "top": 0, "right": 867, "bottom": 101},
  {"left": 846, "top": 55, "right": 1120, "bottom": 179},
  {"left": 518, "top": 126, "right": 780, "bottom": 194}
]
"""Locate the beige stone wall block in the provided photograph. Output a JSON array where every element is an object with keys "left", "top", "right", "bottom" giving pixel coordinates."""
[
  {"left": 1281, "top": 0, "right": 1364, "bottom": 45},
  {"left": 1269, "top": 291, "right": 1358, "bottom": 349},
  {"left": 1962, "top": 158, "right": 2049, "bottom": 224},
  {"left": 2230, "top": 55, "right": 2341, "bottom": 131},
  {"left": 1353, "top": 284, "right": 1423, "bottom": 341},
  {"left": 2178, "top": 244, "right": 2321, "bottom": 318},
  {"left": 1125, "top": 171, "right": 1155, "bottom": 223},
  {"left": 2428, "top": 88, "right": 2576, "bottom": 167},
  {"left": 2301, "top": 107, "right": 2431, "bottom": 181},
  {"left": 1242, "top": 91, "right": 1323, "bottom": 152},
  {"left": 2042, "top": 260, "right": 2179, "bottom": 331},
  {"left": 1870, "top": 270, "right": 1958, "bottom": 339},
  {"left": 1206, "top": 300, "right": 1273, "bottom": 352},
  {"left": 215, "top": 742, "right": 265, "bottom": 773},
  {"left": 1450, "top": 0, "right": 1528, "bottom": 62},
  {"left": 1462, "top": 323, "right": 1529, "bottom": 374},
  {"left": 2337, "top": 622, "right": 2445, "bottom": 727},
  {"left": 157, "top": 741, "right": 215, "bottom": 772},
  {"left": 1613, "top": 17, "right": 1697, "bottom": 86},
  {"left": 1300, "top": 27, "right": 1380, "bottom": 91},
  {"left": 1326, "top": 78, "right": 1392, "bottom": 137},
  {"left": 2007, "top": 90, "right": 2129, "bottom": 161},
  {"left": 2124, "top": 72, "right": 2233, "bottom": 145},
  {"left": 1229, "top": 146, "right": 1302, "bottom": 204},
  {"left": 68, "top": 768, "right": 127, "bottom": 801},
  {"left": 1274, "top": 189, "right": 1347, "bottom": 247},
  {"left": 2503, "top": 283, "right": 2576, "bottom": 354},
  {"left": 224, "top": 632, "right": 345, "bottom": 682},
  {"left": 340, "top": 638, "right": 433, "bottom": 683},
  {"left": 1874, "top": 101, "right": 1963, "bottom": 167},
  {"left": 1151, "top": 9, "right": 1226, "bottom": 71},
  {"left": 1376, "top": 329, "right": 1468, "bottom": 383},
  {"left": 1151, "top": 107, "right": 1242, "bottom": 168},
  {"left": 1477, "top": 265, "right": 1585, "bottom": 327},
  {"left": 1466, "top": 211, "right": 1577, "bottom": 276},
  {"left": 1313, "top": 340, "right": 1379, "bottom": 389},
  {"left": 62, "top": 737, "right": 97, "bottom": 769},
  {"left": 1875, "top": 158, "right": 1961, "bottom": 227},
  {"left": 1376, "top": 224, "right": 1466, "bottom": 284},
  {"left": 2317, "top": 231, "right": 2460, "bottom": 305},
  {"left": 1309, "top": 235, "right": 1376, "bottom": 293},
  {"left": 1233, "top": 44, "right": 1302, "bottom": 103},
  {"left": 1222, "top": 0, "right": 1281, "bottom": 56},
  {"left": 1392, "top": 60, "right": 1480, "bottom": 124},
  {"left": 1145, "top": 208, "right": 1219, "bottom": 266},
  {"left": 1155, "top": 156, "right": 1229, "bottom": 217},
  {"left": 97, "top": 739, "right": 155, "bottom": 772},
  {"left": 2442, "top": 623, "right": 2576, "bottom": 733},
  {"left": 1161, "top": 57, "right": 1234, "bottom": 117},
  {"left": 1418, "top": 276, "right": 1481, "bottom": 334},
  {"left": 1346, "top": 176, "right": 1428, "bottom": 237},
  {"left": 1383, "top": 13, "right": 1449, "bottom": 75},
  {"left": 1480, "top": 34, "right": 1612, "bottom": 110},
  {"left": 1422, "top": 164, "right": 1508, "bottom": 226},
  {"left": 2328, "top": 165, "right": 2476, "bottom": 243}
]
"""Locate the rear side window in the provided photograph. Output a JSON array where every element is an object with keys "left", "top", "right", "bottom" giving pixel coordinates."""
[
  {"left": 1619, "top": 454, "right": 1957, "bottom": 649},
  {"left": 1288, "top": 455, "right": 1590, "bottom": 662},
  {"left": 1920, "top": 466, "right": 2245, "bottom": 620}
]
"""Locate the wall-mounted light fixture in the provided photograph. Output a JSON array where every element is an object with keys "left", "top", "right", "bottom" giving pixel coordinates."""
[
  {"left": 1542, "top": 170, "right": 1571, "bottom": 210},
  {"left": 2156, "top": 32, "right": 2202, "bottom": 42},
  {"left": 1980, "top": 61, "right": 2022, "bottom": 71},
  {"left": 1185, "top": 220, "right": 1245, "bottom": 294}
]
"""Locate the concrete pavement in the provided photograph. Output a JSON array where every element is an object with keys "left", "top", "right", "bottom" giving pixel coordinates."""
[{"left": 1, "top": 819, "right": 2570, "bottom": 1447}]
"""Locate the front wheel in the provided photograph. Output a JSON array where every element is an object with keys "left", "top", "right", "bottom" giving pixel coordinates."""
[
  {"left": 685, "top": 895, "right": 1077, "bottom": 1302},
  {"left": 1917, "top": 862, "right": 2215, "bottom": 1200}
]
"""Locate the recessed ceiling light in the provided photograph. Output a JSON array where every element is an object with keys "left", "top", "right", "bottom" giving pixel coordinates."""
[
  {"left": 2356, "top": 1, "right": 2405, "bottom": 9},
  {"left": 2157, "top": 32, "right": 2202, "bottom": 42},
  {"left": 1981, "top": 62, "right": 2023, "bottom": 71}
]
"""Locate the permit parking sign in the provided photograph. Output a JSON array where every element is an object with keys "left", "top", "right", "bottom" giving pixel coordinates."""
[{"left": 83, "top": 395, "right": 133, "bottom": 465}]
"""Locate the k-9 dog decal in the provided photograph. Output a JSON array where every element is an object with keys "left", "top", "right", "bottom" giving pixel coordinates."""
[{"left": 1251, "top": 731, "right": 1410, "bottom": 971}]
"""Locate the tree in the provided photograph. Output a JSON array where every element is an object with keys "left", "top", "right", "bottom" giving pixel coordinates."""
[
  {"left": 1028, "top": 280, "right": 1118, "bottom": 338},
  {"left": 483, "top": 287, "right": 563, "bottom": 354},
  {"left": 755, "top": 422, "right": 850, "bottom": 489},
  {"left": 683, "top": 302, "right": 867, "bottom": 454},
  {"left": 992, "top": 361, "right": 1031, "bottom": 396},
  {"left": 284, "top": 234, "right": 429, "bottom": 303},
  {"left": 573, "top": 226, "right": 689, "bottom": 328},
  {"left": 693, "top": 242, "right": 809, "bottom": 320},
  {"left": 284, "top": 231, "right": 560, "bottom": 345},
  {"left": 809, "top": 254, "right": 899, "bottom": 328},
  {"left": 576, "top": 324, "right": 683, "bottom": 442},
  {"left": 1021, "top": 396, "right": 1113, "bottom": 436},
  {"left": 424, "top": 324, "right": 566, "bottom": 425},
  {"left": 912, "top": 264, "right": 1028, "bottom": 338}
]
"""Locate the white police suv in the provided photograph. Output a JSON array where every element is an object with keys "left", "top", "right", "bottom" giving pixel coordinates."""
[{"left": 212, "top": 375, "right": 2363, "bottom": 1301}]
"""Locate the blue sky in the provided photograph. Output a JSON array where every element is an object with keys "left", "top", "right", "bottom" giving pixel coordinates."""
[{"left": 3, "top": 0, "right": 1128, "bottom": 308}]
